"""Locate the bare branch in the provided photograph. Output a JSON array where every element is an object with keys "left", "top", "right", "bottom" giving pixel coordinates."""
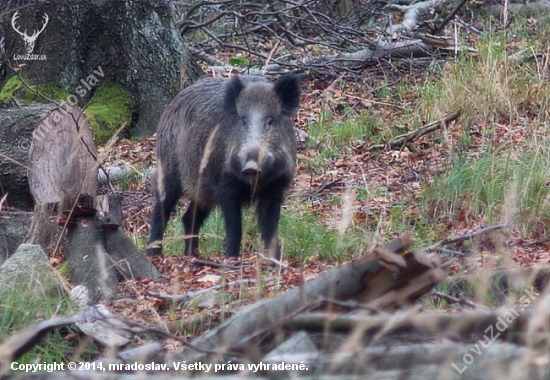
[
  {"left": 174, "top": 0, "right": 462, "bottom": 77},
  {"left": 366, "top": 109, "right": 462, "bottom": 152},
  {"left": 433, "top": 0, "right": 468, "bottom": 34},
  {"left": 427, "top": 224, "right": 507, "bottom": 252}
]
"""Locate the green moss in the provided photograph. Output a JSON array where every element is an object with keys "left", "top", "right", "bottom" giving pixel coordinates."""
[
  {"left": 83, "top": 84, "right": 133, "bottom": 144},
  {"left": 22, "top": 85, "right": 70, "bottom": 104},
  {"left": 0, "top": 78, "right": 133, "bottom": 144},
  {"left": 0, "top": 75, "right": 71, "bottom": 104},
  {"left": 0, "top": 76, "right": 24, "bottom": 102}
]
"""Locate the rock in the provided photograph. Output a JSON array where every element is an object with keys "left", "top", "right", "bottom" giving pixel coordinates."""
[
  {"left": 264, "top": 331, "right": 318, "bottom": 362},
  {"left": 0, "top": 244, "right": 62, "bottom": 299}
]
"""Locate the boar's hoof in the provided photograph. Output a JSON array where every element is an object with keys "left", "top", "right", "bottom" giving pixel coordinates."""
[{"left": 146, "top": 246, "right": 162, "bottom": 256}]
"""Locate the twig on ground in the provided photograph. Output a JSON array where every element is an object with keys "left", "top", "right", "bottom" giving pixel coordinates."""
[
  {"left": 146, "top": 277, "right": 280, "bottom": 303},
  {"left": 192, "top": 258, "right": 246, "bottom": 270},
  {"left": 306, "top": 178, "right": 343, "bottom": 199},
  {"left": 427, "top": 224, "right": 507, "bottom": 252},
  {"left": 431, "top": 290, "right": 482, "bottom": 309},
  {"left": 366, "top": 109, "right": 462, "bottom": 152}
]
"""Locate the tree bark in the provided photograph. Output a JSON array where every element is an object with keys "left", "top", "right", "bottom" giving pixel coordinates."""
[
  {"left": 267, "top": 341, "right": 546, "bottom": 379},
  {"left": 0, "top": 211, "right": 32, "bottom": 263},
  {"left": 285, "top": 308, "right": 532, "bottom": 344},
  {"left": 0, "top": 103, "right": 56, "bottom": 209}
]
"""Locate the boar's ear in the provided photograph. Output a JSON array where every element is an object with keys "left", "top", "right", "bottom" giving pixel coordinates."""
[
  {"left": 224, "top": 75, "right": 245, "bottom": 114},
  {"left": 274, "top": 74, "right": 301, "bottom": 116}
]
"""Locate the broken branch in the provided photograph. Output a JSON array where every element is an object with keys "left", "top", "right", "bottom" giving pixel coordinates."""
[
  {"left": 427, "top": 224, "right": 507, "bottom": 252},
  {"left": 366, "top": 109, "right": 462, "bottom": 152}
]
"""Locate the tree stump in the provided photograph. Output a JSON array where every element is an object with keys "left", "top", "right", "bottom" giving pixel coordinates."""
[{"left": 25, "top": 103, "right": 159, "bottom": 301}]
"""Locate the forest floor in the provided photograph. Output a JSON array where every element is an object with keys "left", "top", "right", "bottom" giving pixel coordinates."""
[{"left": 95, "top": 57, "right": 550, "bottom": 351}]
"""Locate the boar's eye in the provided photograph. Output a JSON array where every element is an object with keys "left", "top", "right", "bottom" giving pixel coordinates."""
[
  {"left": 267, "top": 117, "right": 274, "bottom": 126},
  {"left": 241, "top": 116, "right": 247, "bottom": 126}
]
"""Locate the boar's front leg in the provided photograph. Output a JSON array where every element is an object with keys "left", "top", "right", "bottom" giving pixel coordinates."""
[
  {"left": 257, "top": 191, "right": 284, "bottom": 260},
  {"left": 218, "top": 180, "right": 244, "bottom": 259}
]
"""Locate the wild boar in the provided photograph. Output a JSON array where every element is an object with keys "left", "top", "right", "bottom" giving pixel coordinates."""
[{"left": 147, "top": 74, "right": 300, "bottom": 259}]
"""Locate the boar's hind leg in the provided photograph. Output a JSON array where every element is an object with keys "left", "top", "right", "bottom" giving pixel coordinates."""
[
  {"left": 182, "top": 201, "right": 211, "bottom": 256},
  {"left": 257, "top": 192, "right": 284, "bottom": 260},
  {"left": 147, "top": 184, "right": 182, "bottom": 255}
]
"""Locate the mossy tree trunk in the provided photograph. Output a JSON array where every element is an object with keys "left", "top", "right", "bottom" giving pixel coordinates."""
[{"left": 1, "top": 0, "right": 203, "bottom": 138}]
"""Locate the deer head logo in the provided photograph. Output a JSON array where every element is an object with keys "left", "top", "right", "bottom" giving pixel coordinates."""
[{"left": 11, "top": 11, "right": 49, "bottom": 54}]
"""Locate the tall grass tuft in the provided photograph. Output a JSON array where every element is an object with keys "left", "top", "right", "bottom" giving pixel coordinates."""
[
  {"left": 416, "top": 34, "right": 550, "bottom": 128},
  {"left": 422, "top": 145, "right": 550, "bottom": 236},
  {"left": 0, "top": 282, "right": 82, "bottom": 364}
]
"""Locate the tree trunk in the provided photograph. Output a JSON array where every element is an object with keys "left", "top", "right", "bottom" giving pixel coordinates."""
[
  {"left": 1, "top": 0, "right": 203, "bottom": 137},
  {"left": 0, "top": 103, "right": 56, "bottom": 209},
  {"left": 0, "top": 212, "right": 32, "bottom": 264}
]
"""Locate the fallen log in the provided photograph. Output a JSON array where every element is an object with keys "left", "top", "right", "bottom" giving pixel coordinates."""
[
  {"left": 0, "top": 210, "right": 32, "bottom": 263},
  {"left": 437, "top": 264, "right": 550, "bottom": 302},
  {"left": 174, "top": 232, "right": 445, "bottom": 363},
  {"left": 261, "top": 340, "right": 546, "bottom": 379},
  {"left": 0, "top": 103, "right": 57, "bottom": 210},
  {"left": 284, "top": 307, "right": 532, "bottom": 345},
  {"left": 486, "top": 2, "right": 550, "bottom": 22}
]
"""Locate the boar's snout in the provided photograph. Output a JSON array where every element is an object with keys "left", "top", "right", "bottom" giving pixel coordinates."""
[{"left": 241, "top": 160, "right": 262, "bottom": 182}]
